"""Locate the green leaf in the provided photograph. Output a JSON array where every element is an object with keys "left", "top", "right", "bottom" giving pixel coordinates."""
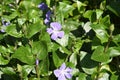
[
  {"left": 39, "top": 58, "right": 51, "bottom": 76},
  {"left": 22, "top": 65, "right": 34, "bottom": 78},
  {"left": 48, "top": 42, "right": 60, "bottom": 52},
  {"left": 100, "top": 15, "right": 110, "bottom": 26},
  {"left": 80, "top": 51, "right": 98, "bottom": 74},
  {"left": 64, "top": 20, "right": 80, "bottom": 31},
  {"left": 110, "top": 74, "right": 118, "bottom": 80},
  {"left": 106, "top": 1, "right": 120, "bottom": 17},
  {"left": 6, "top": 24, "right": 23, "bottom": 38},
  {"left": 58, "top": 2, "right": 75, "bottom": 18},
  {"left": 96, "top": 9, "right": 103, "bottom": 19},
  {"left": 56, "top": 34, "right": 69, "bottom": 47},
  {"left": 83, "top": 10, "right": 96, "bottom": 22},
  {"left": 1, "top": 67, "right": 15, "bottom": 75},
  {"left": 91, "top": 24, "right": 109, "bottom": 44},
  {"left": 52, "top": 51, "right": 64, "bottom": 67},
  {"left": 0, "top": 53, "right": 9, "bottom": 65},
  {"left": 26, "top": 22, "right": 44, "bottom": 38},
  {"left": 12, "top": 46, "right": 35, "bottom": 64},
  {"left": 107, "top": 47, "right": 120, "bottom": 57},
  {"left": 78, "top": 72, "right": 87, "bottom": 80},
  {"left": 91, "top": 46, "right": 110, "bottom": 62},
  {"left": 69, "top": 53, "right": 77, "bottom": 66},
  {"left": 56, "top": 2, "right": 75, "bottom": 23},
  {"left": 98, "top": 72, "right": 110, "bottom": 80},
  {"left": 32, "top": 41, "right": 48, "bottom": 60}
]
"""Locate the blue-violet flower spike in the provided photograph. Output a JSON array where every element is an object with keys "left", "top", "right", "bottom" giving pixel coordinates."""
[
  {"left": 54, "top": 63, "right": 72, "bottom": 80},
  {"left": 47, "top": 22, "right": 64, "bottom": 40},
  {"left": 38, "top": 3, "right": 48, "bottom": 11}
]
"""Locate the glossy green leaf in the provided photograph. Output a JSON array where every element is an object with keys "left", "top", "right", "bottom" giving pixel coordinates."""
[
  {"left": 83, "top": 10, "right": 96, "bottom": 22},
  {"left": 98, "top": 72, "right": 109, "bottom": 80},
  {"left": 91, "top": 46, "right": 110, "bottom": 62},
  {"left": 26, "top": 22, "right": 44, "bottom": 38},
  {"left": 69, "top": 53, "right": 77, "bottom": 66},
  {"left": 80, "top": 51, "right": 98, "bottom": 74},
  {"left": 32, "top": 41, "right": 48, "bottom": 60},
  {"left": 64, "top": 20, "right": 80, "bottom": 31},
  {"left": 100, "top": 15, "right": 110, "bottom": 26},
  {"left": 56, "top": 34, "right": 69, "bottom": 47},
  {"left": 58, "top": 2, "right": 75, "bottom": 18},
  {"left": 22, "top": 65, "right": 34, "bottom": 78},
  {"left": 107, "top": 47, "right": 120, "bottom": 57},
  {"left": 39, "top": 58, "right": 51, "bottom": 76},
  {"left": 0, "top": 54, "right": 9, "bottom": 65},
  {"left": 52, "top": 51, "right": 64, "bottom": 67},
  {"left": 12, "top": 46, "right": 35, "bottom": 64},
  {"left": 78, "top": 72, "right": 87, "bottom": 80},
  {"left": 6, "top": 24, "right": 23, "bottom": 38},
  {"left": 91, "top": 24, "right": 109, "bottom": 43}
]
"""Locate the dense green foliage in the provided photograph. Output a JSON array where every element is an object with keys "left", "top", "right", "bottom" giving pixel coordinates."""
[{"left": 0, "top": 0, "right": 120, "bottom": 80}]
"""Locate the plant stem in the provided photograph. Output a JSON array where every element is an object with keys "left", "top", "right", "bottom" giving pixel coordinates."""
[{"left": 35, "top": 59, "right": 40, "bottom": 80}]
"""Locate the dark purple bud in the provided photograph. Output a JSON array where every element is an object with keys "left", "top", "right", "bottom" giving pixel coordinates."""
[
  {"left": 36, "top": 59, "right": 39, "bottom": 65},
  {"left": 38, "top": 3, "right": 48, "bottom": 11}
]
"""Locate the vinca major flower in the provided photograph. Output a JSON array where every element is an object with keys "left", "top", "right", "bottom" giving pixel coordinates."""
[
  {"left": 54, "top": 63, "right": 72, "bottom": 80},
  {"left": 47, "top": 22, "right": 64, "bottom": 40}
]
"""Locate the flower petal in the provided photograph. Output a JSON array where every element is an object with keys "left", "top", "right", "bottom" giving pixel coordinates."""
[
  {"left": 47, "top": 28, "right": 53, "bottom": 34},
  {"left": 50, "top": 22, "right": 61, "bottom": 30},
  {"left": 60, "top": 63, "right": 66, "bottom": 70},
  {"left": 51, "top": 33, "right": 58, "bottom": 40},
  {"left": 54, "top": 69, "right": 61, "bottom": 77},
  {"left": 65, "top": 73, "right": 72, "bottom": 79},
  {"left": 57, "top": 31, "right": 64, "bottom": 38},
  {"left": 58, "top": 74, "right": 66, "bottom": 80},
  {"left": 65, "top": 68, "right": 72, "bottom": 72}
]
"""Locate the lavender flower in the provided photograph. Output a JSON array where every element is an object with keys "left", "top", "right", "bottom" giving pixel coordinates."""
[
  {"left": 38, "top": 3, "right": 48, "bottom": 11},
  {"left": 1, "top": 19, "right": 10, "bottom": 32},
  {"left": 44, "top": 10, "right": 52, "bottom": 24},
  {"left": 47, "top": 22, "right": 64, "bottom": 40},
  {"left": 54, "top": 63, "right": 72, "bottom": 80}
]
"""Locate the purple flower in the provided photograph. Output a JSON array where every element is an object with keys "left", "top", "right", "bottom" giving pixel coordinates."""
[
  {"left": 44, "top": 10, "right": 52, "bottom": 24},
  {"left": 54, "top": 63, "right": 72, "bottom": 80},
  {"left": 47, "top": 22, "right": 64, "bottom": 40},
  {"left": 1, "top": 19, "right": 10, "bottom": 32},
  {"left": 2, "top": 19, "right": 10, "bottom": 26},
  {"left": 38, "top": 3, "right": 48, "bottom": 11}
]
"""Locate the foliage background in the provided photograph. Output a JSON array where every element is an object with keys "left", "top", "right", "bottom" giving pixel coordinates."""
[{"left": 0, "top": 0, "right": 120, "bottom": 80}]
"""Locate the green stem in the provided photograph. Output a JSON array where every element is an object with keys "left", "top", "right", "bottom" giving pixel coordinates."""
[
  {"left": 35, "top": 58, "right": 40, "bottom": 80},
  {"left": 36, "top": 64, "right": 40, "bottom": 80}
]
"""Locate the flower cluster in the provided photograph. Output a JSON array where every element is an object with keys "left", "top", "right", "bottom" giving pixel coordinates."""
[
  {"left": 38, "top": 3, "right": 64, "bottom": 41},
  {"left": 54, "top": 63, "right": 72, "bottom": 80},
  {"left": 1, "top": 19, "right": 10, "bottom": 32}
]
